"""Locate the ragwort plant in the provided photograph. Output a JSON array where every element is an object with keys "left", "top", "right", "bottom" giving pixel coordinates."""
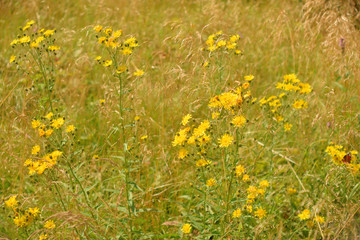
[
  {"left": 5, "top": 20, "right": 103, "bottom": 239},
  {"left": 173, "top": 76, "right": 273, "bottom": 238},
  {"left": 92, "top": 24, "right": 149, "bottom": 239}
]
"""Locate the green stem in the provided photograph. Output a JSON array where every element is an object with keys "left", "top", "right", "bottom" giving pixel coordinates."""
[
  {"left": 108, "top": 49, "right": 134, "bottom": 239},
  {"left": 29, "top": 49, "right": 54, "bottom": 112},
  {"left": 65, "top": 157, "right": 96, "bottom": 219}
]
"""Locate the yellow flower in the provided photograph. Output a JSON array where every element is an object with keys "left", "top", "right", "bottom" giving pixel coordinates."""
[
  {"left": 122, "top": 47, "right": 132, "bottom": 55},
  {"left": 259, "top": 180, "right": 269, "bottom": 188},
  {"left": 293, "top": 100, "right": 308, "bottom": 109},
  {"left": 14, "top": 214, "right": 29, "bottom": 227},
  {"left": 9, "top": 55, "right": 16, "bottom": 63},
  {"left": 232, "top": 208, "right": 242, "bottom": 218},
  {"left": 98, "top": 37, "right": 107, "bottom": 44},
  {"left": 116, "top": 65, "right": 127, "bottom": 74},
  {"left": 31, "top": 119, "right": 41, "bottom": 129},
  {"left": 230, "top": 34, "right": 240, "bottom": 42},
  {"left": 298, "top": 209, "right": 311, "bottom": 220},
  {"left": 113, "top": 30, "right": 122, "bottom": 38},
  {"left": 30, "top": 41, "right": 40, "bottom": 48},
  {"left": 275, "top": 115, "right": 284, "bottom": 122},
  {"left": 10, "top": 39, "right": 18, "bottom": 46},
  {"left": 235, "top": 164, "right": 245, "bottom": 177},
  {"left": 93, "top": 155, "right": 99, "bottom": 159},
  {"left": 38, "top": 128, "right": 45, "bottom": 137},
  {"left": 134, "top": 116, "right": 140, "bottom": 121},
  {"left": 231, "top": 115, "right": 246, "bottom": 128},
  {"left": 93, "top": 25, "right": 103, "bottom": 32},
  {"left": 242, "top": 82, "right": 250, "bottom": 89},
  {"left": 104, "top": 28, "right": 112, "bottom": 36},
  {"left": 181, "top": 223, "right": 192, "bottom": 234},
  {"left": 202, "top": 61, "right": 209, "bottom": 68},
  {"left": 254, "top": 207, "right": 267, "bottom": 219},
  {"left": 44, "top": 220, "right": 55, "bottom": 229},
  {"left": 26, "top": 20, "right": 35, "bottom": 26},
  {"left": 19, "top": 35, "right": 31, "bottom": 43},
  {"left": 244, "top": 75, "right": 254, "bottom": 81},
  {"left": 48, "top": 45, "right": 60, "bottom": 51},
  {"left": 242, "top": 174, "right": 250, "bottom": 182},
  {"left": 45, "top": 112, "right": 53, "bottom": 120},
  {"left": 43, "top": 29, "right": 55, "bottom": 37},
  {"left": 181, "top": 114, "right": 192, "bottom": 126},
  {"left": 178, "top": 148, "right": 188, "bottom": 159},
  {"left": 133, "top": 70, "right": 144, "bottom": 76},
  {"left": 32, "top": 145, "right": 40, "bottom": 155},
  {"left": 196, "top": 159, "right": 211, "bottom": 167},
  {"left": 187, "top": 136, "right": 196, "bottom": 145},
  {"left": 314, "top": 215, "right": 325, "bottom": 224},
  {"left": 45, "top": 129, "right": 53, "bottom": 137},
  {"left": 103, "top": 60, "right": 113, "bottom": 67},
  {"left": 140, "top": 135, "right": 148, "bottom": 140},
  {"left": 257, "top": 188, "right": 265, "bottom": 195},
  {"left": 28, "top": 207, "right": 40, "bottom": 217},
  {"left": 66, "top": 125, "right": 75, "bottom": 133},
  {"left": 39, "top": 234, "right": 48, "bottom": 240},
  {"left": 284, "top": 123, "right": 292, "bottom": 131},
  {"left": 51, "top": 117, "right": 65, "bottom": 129},
  {"left": 95, "top": 56, "right": 102, "bottom": 61},
  {"left": 99, "top": 99, "right": 105, "bottom": 105},
  {"left": 5, "top": 196, "right": 18, "bottom": 209},
  {"left": 212, "top": 112, "right": 220, "bottom": 119},
  {"left": 193, "top": 120, "right": 210, "bottom": 137},
  {"left": 235, "top": 50, "right": 242, "bottom": 55},
  {"left": 206, "top": 178, "right": 217, "bottom": 187},
  {"left": 245, "top": 205, "right": 253, "bottom": 213},
  {"left": 218, "top": 133, "right": 233, "bottom": 148},
  {"left": 287, "top": 188, "right": 297, "bottom": 195}
]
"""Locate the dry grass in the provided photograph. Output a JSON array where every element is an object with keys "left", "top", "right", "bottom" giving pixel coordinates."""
[{"left": 1, "top": 0, "right": 360, "bottom": 239}]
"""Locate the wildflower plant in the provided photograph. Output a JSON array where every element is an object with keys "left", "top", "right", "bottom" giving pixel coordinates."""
[
  {"left": 173, "top": 78, "right": 273, "bottom": 238},
  {"left": 9, "top": 20, "right": 60, "bottom": 111},
  {"left": 92, "top": 24, "right": 147, "bottom": 239},
  {"left": 259, "top": 73, "right": 313, "bottom": 132},
  {"left": 201, "top": 31, "right": 243, "bottom": 94}
]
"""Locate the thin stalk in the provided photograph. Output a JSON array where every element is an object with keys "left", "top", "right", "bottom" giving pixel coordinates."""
[
  {"left": 29, "top": 49, "right": 54, "bottom": 112},
  {"left": 65, "top": 157, "right": 96, "bottom": 219},
  {"left": 109, "top": 48, "right": 134, "bottom": 239}
]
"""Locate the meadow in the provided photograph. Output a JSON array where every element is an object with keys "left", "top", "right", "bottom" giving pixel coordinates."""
[{"left": 1, "top": 0, "right": 360, "bottom": 239}]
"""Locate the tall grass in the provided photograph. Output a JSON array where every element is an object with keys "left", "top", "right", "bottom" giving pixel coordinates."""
[{"left": 1, "top": 0, "right": 360, "bottom": 239}]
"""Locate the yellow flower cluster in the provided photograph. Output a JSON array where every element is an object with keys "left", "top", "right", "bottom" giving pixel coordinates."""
[
  {"left": 209, "top": 91, "right": 242, "bottom": 111},
  {"left": 10, "top": 21, "right": 57, "bottom": 52},
  {"left": 246, "top": 180, "right": 269, "bottom": 204},
  {"left": 32, "top": 112, "right": 74, "bottom": 138},
  {"left": 203, "top": 31, "right": 242, "bottom": 54},
  {"left": 94, "top": 25, "right": 138, "bottom": 51},
  {"left": 94, "top": 25, "right": 144, "bottom": 76},
  {"left": 24, "top": 149, "right": 63, "bottom": 175},
  {"left": 325, "top": 144, "right": 360, "bottom": 174},
  {"left": 276, "top": 74, "right": 312, "bottom": 94},
  {"left": 298, "top": 209, "right": 325, "bottom": 225},
  {"left": 259, "top": 74, "right": 312, "bottom": 131},
  {"left": 4, "top": 195, "right": 40, "bottom": 228}
]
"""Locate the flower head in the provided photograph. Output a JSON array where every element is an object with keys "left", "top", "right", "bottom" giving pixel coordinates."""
[
  {"left": 232, "top": 208, "right": 242, "bottom": 218},
  {"left": 254, "top": 207, "right": 267, "bottom": 219},
  {"left": 181, "top": 114, "right": 192, "bottom": 126},
  {"left": 298, "top": 209, "right": 311, "bottom": 220},
  {"left": 44, "top": 220, "right": 55, "bottom": 229},
  {"left": 5, "top": 196, "right": 18, "bottom": 209},
  {"left": 181, "top": 223, "right": 192, "bottom": 234},
  {"left": 218, "top": 133, "right": 233, "bottom": 148}
]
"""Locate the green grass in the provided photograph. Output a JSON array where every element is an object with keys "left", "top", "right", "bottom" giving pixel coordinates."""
[{"left": 1, "top": 0, "right": 360, "bottom": 239}]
